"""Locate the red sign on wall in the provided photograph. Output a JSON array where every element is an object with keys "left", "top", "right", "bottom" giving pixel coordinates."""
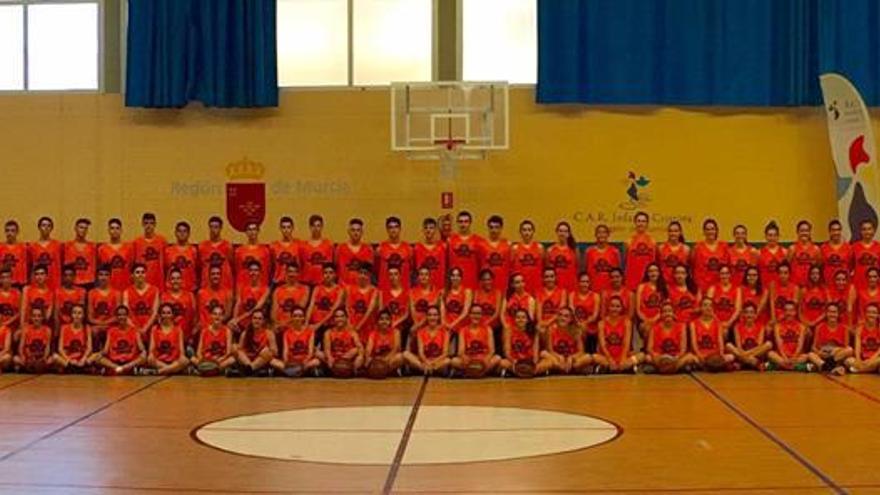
[{"left": 441, "top": 192, "right": 454, "bottom": 209}]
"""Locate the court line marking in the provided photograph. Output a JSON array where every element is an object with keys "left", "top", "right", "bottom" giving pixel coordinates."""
[
  {"left": 382, "top": 374, "right": 429, "bottom": 495},
  {"left": 200, "top": 426, "right": 618, "bottom": 433},
  {"left": 821, "top": 374, "right": 880, "bottom": 405},
  {"left": 0, "top": 373, "right": 41, "bottom": 392},
  {"left": 0, "top": 481, "right": 369, "bottom": 494},
  {"left": 689, "top": 373, "right": 847, "bottom": 495},
  {"left": 0, "top": 376, "right": 169, "bottom": 463}
]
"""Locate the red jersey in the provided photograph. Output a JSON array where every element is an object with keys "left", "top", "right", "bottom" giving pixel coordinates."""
[
  {"left": 537, "top": 287, "right": 567, "bottom": 323},
  {"left": 124, "top": 285, "right": 159, "bottom": 330},
  {"left": 197, "top": 286, "right": 233, "bottom": 326},
  {"left": 771, "top": 282, "right": 798, "bottom": 322},
  {"left": 656, "top": 243, "right": 688, "bottom": 287},
  {"left": 418, "top": 327, "right": 447, "bottom": 359},
  {"left": 789, "top": 242, "right": 821, "bottom": 287},
  {"left": 826, "top": 284, "right": 853, "bottom": 325},
  {"left": 856, "top": 287, "right": 880, "bottom": 323},
  {"left": 134, "top": 235, "right": 167, "bottom": 288},
  {"left": 601, "top": 287, "right": 633, "bottom": 318},
  {"left": 692, "top": 318, "right": 721, "bottom": 357},
  {"left": 601, "top": 317, "right": 628, "bottom": 363},
  {"left": 271, "top": 240, "right": 302, "bottom": 284},
  {"left": 799, "top": 286, "right": 827, "bottom": 324},
  {"left": 443, "top": 287, "right": 468, "bottom": 328},
  {"left": 200, "top": 325, "right": 231, "bottom": 361},
  {"left": 668, "top": 285, "right": 698, "bottom": 323},
  {"left": 571, "top": 291, "right": 600, "bottom": 334},
  {"left": 0, "top": 288, "right": 20, "bottom": 326},
  {"left": 97, "top": 243, "right": 134, "bottom": 291},
  {"left": 473, "top": 288, "right": 501, "bottom": 327},
  {"left": 165, "top": 244, "right": 198, "bottom": 291},
  {"left": 160, "top": 290, "right": 196, "bottom": 339},
  {"left": 308, "top": 284, "right": 343, "bottom": 325},
  {"left": 508, "top": 327, "right": 535, "bottom": 361},
  {"left": 478, "top": 239, "right": 511, "bottom": 292},
  {"left": 651, "top": 321, "right": 685, "bottom": 355},
  {"left": 28, "top": 240, "right": 61, "bottom": 288},
  {"left": 821, "top": 242, "right": 852, "bottom": 285},
  {"left": 410, "top": 287, "right": 442, "bottom": 324},
  {"left": 0, "top": 326, "right": 8, "bottom": 353},
  {"left": 335, "top": 243, "right": 375, "bottom": 286},
  {"left": 283, "top": 327, "right": 314, "bottom": 361},
  {"left": 272, "top": 284, "right": 310, "bottom": 324},
  {"left": 63, "top": 241, "right": 96, "bottom": 286},
  {"left": 546, "top": 244, "right": 578, "bottom": 292},
  {"left": 728, "top": 244, "right": 759, "bottom": 286},
  {"left": 236, "top": 284, "right": 269, "bottom": 328},
  {"left": 692, "top": 241, "right": 729, "bottom": 292},
  {"left": 709, "top": 284, "right": 739, "bottom": 324},
  {"left": 150, "top": 325, "right": 182, "bottom": 363},
  {"left": 381, "top": 288, "right": 409, "bottom": 323},
  {"left": 636, "top": 283, "right": 663, "bottom": 321},
  {"left": 852, "top": 240, "right": 880, "bottom": 290},
  {"left": 299, "top": 239, "right": 334, "bottom": 286},
  {"left": 346, "top": 285, "right": 378, "bottom": 341},
  {"left": 504, "top": 292, "right": 533, "bottom": 326},
  {"left": 548, "top": 324, "right": 579, "bottom": 357},
  {"left": 814, "top": 321, "right": 848, "bottom": 349},
  {"left": 198, "top": 240, "right": 233, "bottom": 290},
  {"left": 377, "top": 241, "right": 413, "bottom": 290},
  {"left": 0, "top": 243, "right": 27, "bottom": 285},
  {"left": 326, "top": 328, "right": 357, "bottom": 359},
  {"left": 448, "top": 234, "right": 483, "bottom": 289},
  {"left": 742, "top": 286, "right": 769, "bottom": 325},
  {"left": 734, "top": 321, "right": 765, "bottom": 350},
  {"left": 23, "top": 285, "right": 53, "bottom": 320},
  {"left": 241, "top": 329, "right": 271, "bottom": 359},
  {"left": 624, "top": 233, "right": 656, "bottom": 290},
  {"left": 858, "top": 324, "right": 880, "bottom": 360},
  {"left": 414, "top": 241, "right": 448, "bottom": 291},
  {"left": 59, "top": 323, "right": 88, "bottom": 361},
  {"left": 20, "top": 325, "right": 51, "bottom": 360},
  {"left": 54, "top": 286, "right": 86, "bottom": 325},
  {"left": 367, "top": 329, "right": 395, "bottom": 357},
  {"left": 460, "top": 324, "right": 491, "bottom": 357},
  {"left": 584, "top": 245, "right": 621, "bottom": 292},
  {"left": 234, "top": 244, "right": 271, "bottom": 290},
  {"left": 106, "top": 324, "right": 140, "bottom": 363},
  {"left": 758, "top": 245, "right": 788, "bottom": 289},
  {"left": 87, "top": 287, "right": 120, "bottom": 325},
  {"left": 776, "top": 320, "right": 804, "bottom": 358},
  {"left": 510, "top": 242, "right": 544, "bottom": 295}
]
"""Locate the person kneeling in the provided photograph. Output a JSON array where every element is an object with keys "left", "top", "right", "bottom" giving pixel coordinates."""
[
  {"left": 593, "top": 296, "right": 642, "bottom": 373},
  {"left": 51, "top": 304, "right": 95, "bottom": 373},
  {"left": 192, "top": 305, "right": 236, "bottom": 375},
  {"left": 235, "top": 310, "right": 276, "bottom": 376},
  {"left": 363, "top": 310, "right": 403, "bottom": 378},
  {"left": 271, "top": 307, "right": 322, "bottom": 377},
  {"left": 96, "top": 306, "right": 146, "bottom": 375},
  {"left": 403, "top": 305, "right": 450, "bottom": 376},
  {"left": 542, "top": 308, "right": 591, "bottom": 374},
  {"left": 845, "top": 303, "right": 880, "bottom": 373},
  {"left": 322, "top": 308, "right": 364, "bottom": 377},
  {"left": 144, "top": 303, "right": 190, "bottom": 375},
  {"left": 645, "top": 302, "right": 697, "bottom": 373},
  {"left": 14, "top": 307, "right": 52, "bottom": 373},
  {"left": 452, "top": 305, "right": 501, "bottom": 377}
]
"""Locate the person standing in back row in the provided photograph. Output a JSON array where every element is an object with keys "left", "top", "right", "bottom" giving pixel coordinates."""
[
  {"left": 624, "top": 212, "right": 656, "bottom": 291},
  {"left": 448, "top": 211, "right": 483, "bottom": 290},
  {"left": 377, "top": 216, "right": 412, "bottom": 290},
  {"left": 134, "top": 213, "right": 166, "bottom": 289},
  {"left": 299, "top": 215, "right": 334, "bottom": 287}
]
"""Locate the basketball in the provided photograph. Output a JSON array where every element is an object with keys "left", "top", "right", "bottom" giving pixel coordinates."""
[
  {"left": 331, "top": 359, "right": 355, "bottom": 379},
  {"left": 463, "top": 360, "right": 487, "bottom": 379},
  {"left": 366, "top": 359, "right": 390, "bottom": 380},
  {"left": 513, "top": 360, "right": 536, "bottom": 378},
  {"left": 197, "top": 361, "right": 220, "bottom": 377},
  {"left": 283, "top": 361, "right": 305, "bottom": 378},
  {"left": 655, "top": 355, "right": 678, "bottom": 375},
  {"left": 703, "top": 354, "right": 729, "bottom": 373}
]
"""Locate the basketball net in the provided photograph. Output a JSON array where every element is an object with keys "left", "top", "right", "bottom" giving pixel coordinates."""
[{"left": 438, "top": 139, "right": 461, "bottom": 181}]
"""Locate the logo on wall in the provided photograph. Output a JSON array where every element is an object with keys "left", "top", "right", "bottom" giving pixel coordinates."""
[
  {"left": 225, "top": 158, "right": 266, "bottom": 233},
  {"left": 619, "top": 171, "right": 650, "bottom": 210}
]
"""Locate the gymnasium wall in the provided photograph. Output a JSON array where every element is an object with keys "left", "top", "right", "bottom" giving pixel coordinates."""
[{"left": 0, "top": 88, "right": 842, "bottom": 243}]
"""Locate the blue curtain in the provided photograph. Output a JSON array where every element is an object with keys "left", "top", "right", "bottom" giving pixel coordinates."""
[
  {"left": 538, "top": 0, "right": 880, "bottom": 106},
  {"left": 126, "top": 0, "right": 277, "bottom": 108}
]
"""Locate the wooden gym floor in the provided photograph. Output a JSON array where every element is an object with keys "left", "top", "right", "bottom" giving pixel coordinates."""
[{"left": 0, "top": 372, "right": 877, "bottom": 494}]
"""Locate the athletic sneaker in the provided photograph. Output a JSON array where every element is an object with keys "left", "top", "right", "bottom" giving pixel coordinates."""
[
  {"left": 763, "top": 362, "right": 777, "bottom": 372},
  {"left": 793, "top": 363, "right": 809, "bottom": 372}
]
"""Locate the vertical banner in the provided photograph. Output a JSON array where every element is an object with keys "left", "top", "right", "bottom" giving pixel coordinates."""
[{"left": 820, "top": 73, "right": 880, "bottom": 240}]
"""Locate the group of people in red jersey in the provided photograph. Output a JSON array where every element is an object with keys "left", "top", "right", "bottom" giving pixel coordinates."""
[{"left": 0, "top": 209, "right": 878, "bottom": 378}]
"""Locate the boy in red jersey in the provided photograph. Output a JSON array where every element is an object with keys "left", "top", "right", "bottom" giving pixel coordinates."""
[
  {"left": 438, "top": 214, "right": 453, "bottom": 242},
  {"left": 192, "top": 305, "right": 236, "bottom": 373},
  {"left": 479, "top": 215, "right": 511, "bottom": 293},
  {"left": 197, "top": 265, "right": 233, "bottom": 329},
  {"left": 15, "top": 307, "right": 52, "bottom": 372},
  {"left": 336, "top": 218, "right": 375, "bottom": 286},
  {"left": 346, "top": 263, "right": 379, "bottom": 343},
  {"left": 29, "top": 217, "right": 61, "bottom": 289},
  {"left": 510, "top": 220, "right": 544, "bottom": 295},
  {"left": 165, "top": 221, "right": 198, "bottom": 291},
  {"left": 231, "top": 261, "right": 270, "bottom": 332},
  {"left": 63, "top": 218, "right": 96, "bottom": 287},
  {"left": 134, "top": 213, "right": 167, "bottom": 288},
  {"left": 271, "top": 216, "right": 300, "bottom": 285},
  {"left": 381, "top": 266, "right": 410, "bottom": 331},
  {"left": 21, "top": 265, "right": 53, "bottom": 332},
  {"left": 161, "top": 268, "right": 197, "bottom": 348},
  {"left": 122, "top": 263, "right": 160, "bottom": 341},
  {"left": 98, "top": 218, "right": 134, "bottom": 291},
  {"left": 299, "top": 215, "right": 334, "bottom": 286},
  {"left": 96, "top": 305, "right": 145, "bottom": 375},
  {"left": 234, "top": 222, "right": 271, "bottom": 290},
  {"left": 414, "top": 218, "right": 447, "bottom": 291},
  {"left": 87, "top": 265, "right": 119, "bottom": 351},
  {"left": 306, "top": 263, "right": 345, "bottom": 336},
  {"left": 448, "top": 211, "right": 483, "bottom": 289},
  {"left": 0, "top": 221, "right": 27, "bottom": 286},
  {"left": 272, "top": 263, "right": 310, "bottom": 326},
  {"left": 198, "top": 216, "right": 233, "bottom": 290},
  {"left": 377, "top": 216, "right": 412, "bottom": 290},
  {"left": 55, "top": 264, "right": 86, "bottom": 333},
  {"left": 0, "top": 269, "right": 20, "bottom": 330}
]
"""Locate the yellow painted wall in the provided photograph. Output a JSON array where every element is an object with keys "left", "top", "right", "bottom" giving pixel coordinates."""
[{"left": 0, "top": 88, "right": 844, "bottom": 243}]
